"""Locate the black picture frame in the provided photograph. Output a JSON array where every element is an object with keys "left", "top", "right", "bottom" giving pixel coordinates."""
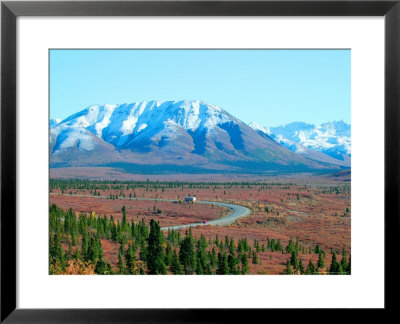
[{"left": 1, "top": 0, "right": 399, "bottom": 322}]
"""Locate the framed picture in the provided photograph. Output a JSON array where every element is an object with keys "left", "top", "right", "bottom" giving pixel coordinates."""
[{"left": 1, "top": 0, "right": 398, "bottom": 321}]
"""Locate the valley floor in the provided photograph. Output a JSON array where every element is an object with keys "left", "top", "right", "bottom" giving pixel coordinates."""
[{"left": 49, "top": 174, "right": 350, "bottom": 275}]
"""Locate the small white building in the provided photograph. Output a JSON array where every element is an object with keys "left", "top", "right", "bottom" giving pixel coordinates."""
[{"left": 184, "top": 196, "right": 196, "bottom": 203}]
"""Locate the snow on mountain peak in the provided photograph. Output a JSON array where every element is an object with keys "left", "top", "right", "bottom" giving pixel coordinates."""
[
  {"left": 249, "top": 120, "right": 351, "bottom": 160},
  {"left": 51, "top": 100, "right": 232, "bottom": 150},
  {"left": 50, "top": 100, "right": 351, "bottom": 170},
  {"left": 50, "top": 118, "right": 61, "bottom": 128},
  {"left": 248, "top": 122, "right": 271, "bottom": 135}
]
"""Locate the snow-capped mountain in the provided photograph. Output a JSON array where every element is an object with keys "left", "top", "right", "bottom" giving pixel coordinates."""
[
  {"left": 248, "top": 122, "right": 271, "bottom": 135},
  {"left": 50, "top": 118, "right": 61, "bottom": 128},
  {"left": 50, "top": 100, "right": 345, "bottom": 172},
  {"left": 249, "top": 121, "right": 351, "bottom": 167}
]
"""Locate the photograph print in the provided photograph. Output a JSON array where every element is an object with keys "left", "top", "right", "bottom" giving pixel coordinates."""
[{"left": 49, "top": 49, "right": 351, "bottom": 275}]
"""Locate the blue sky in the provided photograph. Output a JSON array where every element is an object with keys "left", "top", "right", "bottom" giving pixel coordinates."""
[{"left": 50, "top": 49, "right": 350, "bottom": 127}]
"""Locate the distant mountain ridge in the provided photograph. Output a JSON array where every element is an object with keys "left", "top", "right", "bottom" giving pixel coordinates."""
[
  {"left": 50, "top": 118, "right": 61, "bottom": 128},
  {"left": 248, "top": 120, "right": 351, "bottom": 167},
  {"left": 50, "top": 100, "right": 348, "bottom": 173}
]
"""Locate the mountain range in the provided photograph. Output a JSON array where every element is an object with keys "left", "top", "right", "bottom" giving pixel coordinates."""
[
  {"left": 248, "top": 120, "right": 351, "bottom": 167},
  {"left": 50, "top": 100, "right": 350, "bottom": 173}
]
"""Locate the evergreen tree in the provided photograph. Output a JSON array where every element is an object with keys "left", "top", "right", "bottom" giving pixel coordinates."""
[
  {"left": 95, "top": 259, "right": 107, "bottom": 274},
  {"left": 341, "top": 255, "right": 348, "bottom": 273},
  {"left": 50, "top": 232, "right": 65, "bottom": 269},
  {"left": 317, "top": 253, "right": 325, "bottom": 269},
  {"left": 228, "top": 253, "right": 239, "bottom": 274},
  {"left": 252, "top": 252, "right": 259, "bottom": 265},
  {"left": 214, "top": 235, "right": 219, "bottom": 246},
  {"left": 229, "top": 239, "right": 236, "bottom": 255},
  {"left": 87, "top": 237, "right": 100, "bottom": 264},
  {"left": 118, "top": 251, "right": 126, "bottom": 274},
  {"left": 298, "top": 258, "right": 304, "bottom": 274},
  {"left": 286, "top": 237, "right": 295, "bottom": 253},
  {"left": 209, "top": 247, "right": 218, "bottom": 270},
  {"left": 139, "top": 240, "right": 147, "bottom": 262},
  {"left": 290, "top": 251, "right": 299, "bottom": 270},
  {"left": 329, "top": 252, "right": 340, "bottom": 275},
  {"left": 121, "top": 205, "right": 128, "bottom": 230},
  {"left": 179, "top": 230, "right": 196, "bottom": 274},
  {"left": 165, "top": 242, "right": 173, "bottom": 266},
  {"left": 147, "top": 220, "right": 167, "bottom": 274},
  {"left": 269, "top": 239, "right": 276, "bottom": 252},
  {"left": 171, "top": 249, "right": 182, "bottom": 274},
  {"left": 125, "top": 243, "right": 137, "bottom": 274},
  {"left": 80, "top": 231, "right": 89, "bottom": 260},
  {"left": 217, "top": 252, "right": 230, "bottom": 274},
  {"left": 196, "top": 244, "right": 210, "bottom": 275},
  {"left": 276, "top": 239, "right": 283, "bottom": 252},
  {"left": 342, "top": 246, "right": 348, "bottom": 258},
  {"left": 305, "top": 259, "right": 316, "bottom": 274},
  {"left": 240, "top": 253, "right": 249, "bottom": 274},
  {"left": 285, "top": 260, "right": 293, "bottom": 274}
]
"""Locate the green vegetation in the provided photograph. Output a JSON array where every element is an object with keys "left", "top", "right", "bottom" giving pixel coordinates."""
[
  {"left": 283, "top": 242, "right": 350, "bottom": 275},
  {"left": 50, "top": 204, "right": 256, "bottom": 275}
]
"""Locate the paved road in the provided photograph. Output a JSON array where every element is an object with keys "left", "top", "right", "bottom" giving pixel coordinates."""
[
  {"left": 51, "top": 193, "right": 252, "bottom": 231},
  {"left": 161, "top": 200, "right": 252, "bottom": 231}
]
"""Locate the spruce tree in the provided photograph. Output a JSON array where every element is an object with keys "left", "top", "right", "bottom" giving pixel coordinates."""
[
  {"left": 139, "top": 240, "right": 148, "bottom": 262},
  {"left": 179, "top": 230, "right": 196, "bottom": 274},
  {"left": 286, "top": 237, "right": 295, "bottom": 253},
  {"left": 341, "top": 255, "right": 348, "bottom": 273},
  {"left": 209, "top": 247, "right": 218, "bottom": 270},
  {"left": 196, "top": 244, "right": 210, "bottom": 275},
  {"left": 87, "top": 237, "right": 100, "bottom": 264},
  {"left": 241, "top": 253, "right": 249, "bottom": 274},
  {"left": 342, "top": 246, "right": 348, "bottom": 258},
  {"left": 118, "top": 251, "right": 126, "bottom": 274},
  {"left": 228, "top": 253, "right": 239, "bottom": 274},
  {"left": 317, "top": 253, "right": 325, "bottom": 269},
  {"left": 252, "top": 252, "right": 259, "bottom": 265},
  {"left": 290, "top": 251, "right": 299, "bottom": 270},
  {"left": 80, "top": 231, "right": 89, "bottom": 260},
  {"left": 229, "top": 239, "right": 236, "bottom": 255},
  {"left": 121, "top": 205, "right": 128, "bottom": 230},
  {"left": 276, "top": 239, "right": 283, "bottom": 252},
  {"left": 147, "top": 220, "right": 167, "bottom": 274},
  {"left": 165, "top": 242, "right": 173, "bottom": 266},
  {"left": 285, "top": 260, "right": 293, "bottom": 274},
  {"left": 295, "top": 237, "right": 299, "bottom": 252},
  {"left": 217, "top": 252, "right": 230, "bottom": 274},
  {"left": 298, "top": 258, "right": 304, "bottom": 274},
  {"left": 125, "top": 243, "right": 136, "bottom": 274},
  {"left": 305, "top": 259, "right": 316, "bottom": 274},
  {"left": 329, "top": 252, "right": 340, "bottom": 275},
  {"left": 95, "top": 259, "right": 107, "bottom": 274},
  {"left": 171, "top": 250, "right": 182, "bottom": 274}
]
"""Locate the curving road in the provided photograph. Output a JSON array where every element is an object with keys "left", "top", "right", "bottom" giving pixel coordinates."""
[
  {"left": 161, "top": 200, "right": 252, "bottom": 231},
  {"left": 50, "top": 193, "right": 252, "bottom": 231}
]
